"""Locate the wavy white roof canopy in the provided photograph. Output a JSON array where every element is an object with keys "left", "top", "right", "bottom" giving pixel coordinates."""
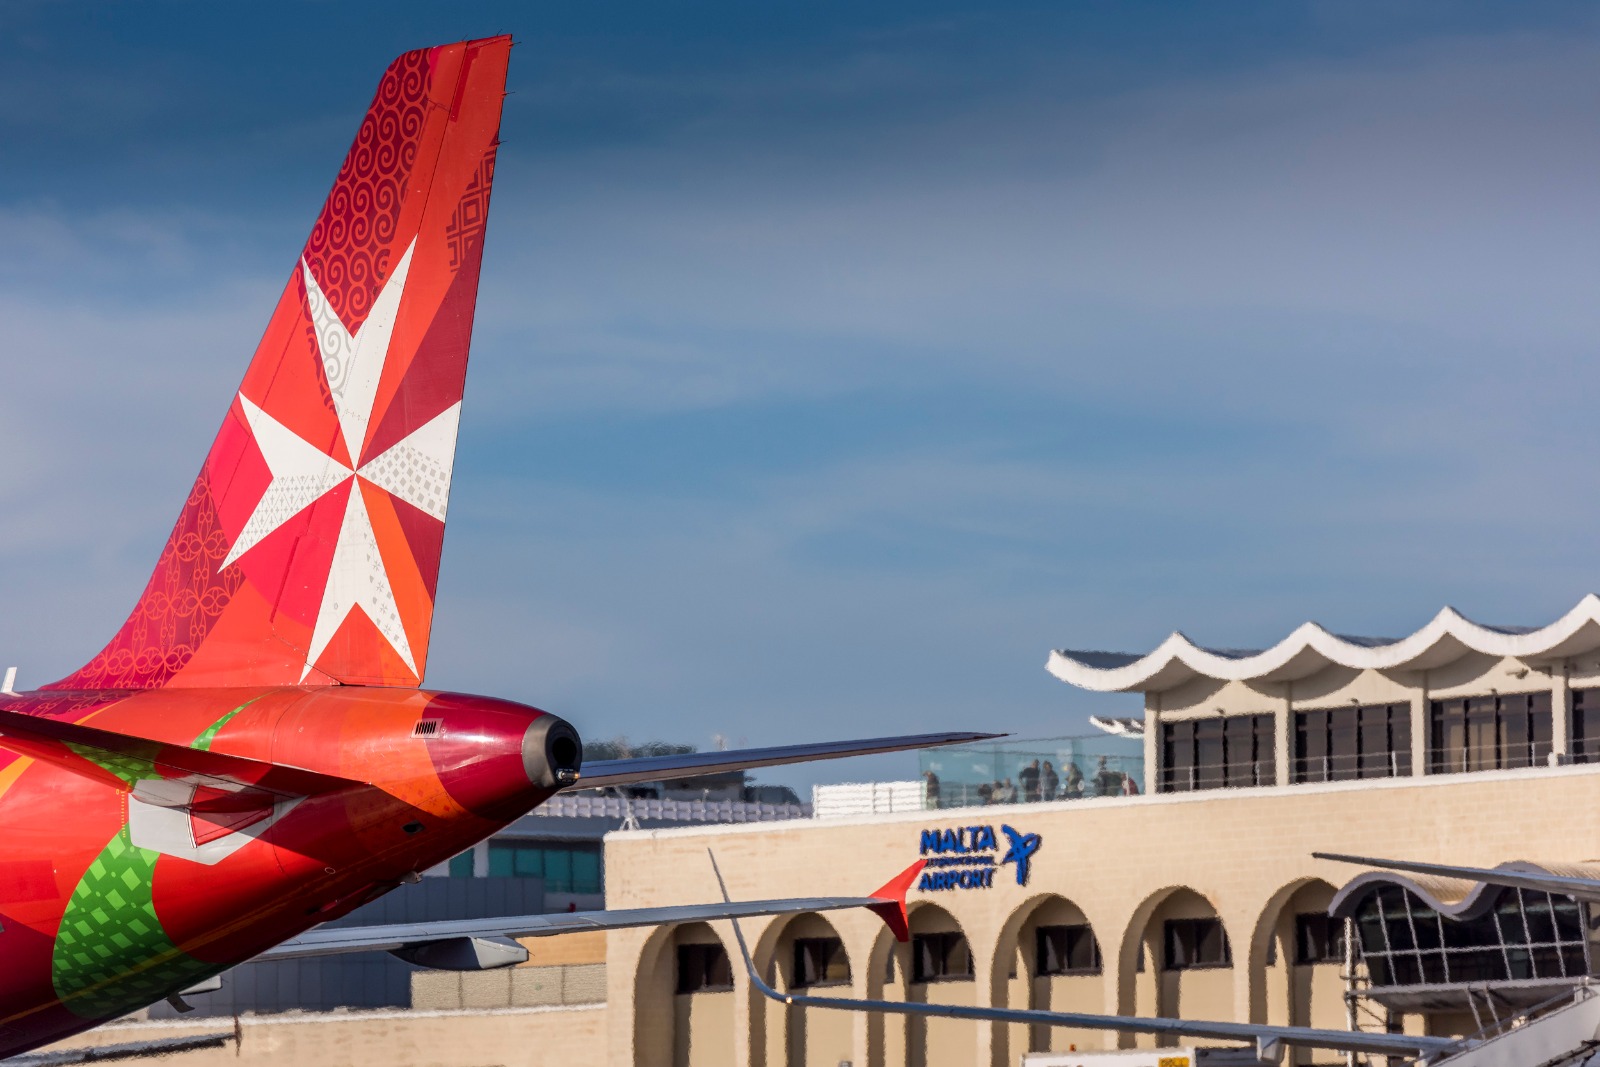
[{"left": 1048, "top": 595, "right": 1600, "bottom": 694}]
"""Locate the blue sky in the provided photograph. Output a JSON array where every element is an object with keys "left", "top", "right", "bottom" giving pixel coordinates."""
[{"left": 1, "top": 2, "right": 1598, "bottom": 791}]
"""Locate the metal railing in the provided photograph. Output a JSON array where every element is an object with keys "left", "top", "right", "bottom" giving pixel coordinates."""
[
  {"left": 529, "top": 792, "right": 810, "bottom": 823},
  {"left": 919, "top": 736, "right": 1146, "bottom": 810}
]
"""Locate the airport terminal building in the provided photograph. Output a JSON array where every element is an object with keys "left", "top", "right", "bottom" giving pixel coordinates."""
[{"left": 60, "top": 599, "right": 1600, "bottom": 1067}]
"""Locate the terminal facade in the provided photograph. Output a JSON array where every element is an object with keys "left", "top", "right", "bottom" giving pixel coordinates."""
[
  {"left": 61, "top": 600, "right": 1600, "bottom": 1067},
  {"left": 599, "top": 600, "right": 1600, "bottom": 1067}
]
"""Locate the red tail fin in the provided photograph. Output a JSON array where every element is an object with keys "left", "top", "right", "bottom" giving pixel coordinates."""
[{"left": 51, "top": 38, "right": 510, "bottom": 691}]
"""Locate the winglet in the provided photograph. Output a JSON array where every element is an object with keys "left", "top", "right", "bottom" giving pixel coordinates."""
[{"left": 867, "top": 859, "right": 924, "bottom": 943}]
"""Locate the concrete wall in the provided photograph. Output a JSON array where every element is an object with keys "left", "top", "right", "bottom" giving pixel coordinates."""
[
  {"left": 604, "top": 758, "right": 1600, "bottom": 1067},
  {"left": 43, "top": 1006, "right": 605, "bottom": 1067}
]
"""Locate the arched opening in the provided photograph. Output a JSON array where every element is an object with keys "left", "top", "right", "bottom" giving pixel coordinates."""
[
  {"left": 990, "top": 894, "right": 1104, "bottom": 1060},
  {"left": 760, "top": 912, "right": 855, "bottom": 1067},
  {"left": 1122, "top": 886, "right": 1232, "bottom": 1048},
  {"left": 905, "top": 902, "right": 976, "bottom": 1067},
  {"left": 662, "top": 921, "right": 736, "bottom": 1067},
  {"left": 1251, "top": 879, "right": 1342, "bottom": 1065}
]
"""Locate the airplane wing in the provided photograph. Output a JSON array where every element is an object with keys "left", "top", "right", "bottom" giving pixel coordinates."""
[
  {"left": 0, "top": 707, "right": 363, "bottom": 800},
  {"left": 256, "top": 860, "right": 925, "bottom": 970},
  {"left": 5, "top": 1032, "right": 236, "bottom": 1066},
  {"left": 1315, "top": 851, "right": 1600, "bottom": 902},
  {"left": 707, "top": 856, "right": 1455, "bottom": 1064},
  {"left": 574, "top": 731, "right": 1001, "bottom": 789}
]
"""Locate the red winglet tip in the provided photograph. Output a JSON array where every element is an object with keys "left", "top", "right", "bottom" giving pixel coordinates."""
[{"left": 867, "top": 859, "right": 925, "bottom": 943}]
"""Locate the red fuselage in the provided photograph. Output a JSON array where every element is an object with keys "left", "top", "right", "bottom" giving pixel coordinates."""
[{"left": 0, "top": 686, "right": 573, "bottom": 1057}]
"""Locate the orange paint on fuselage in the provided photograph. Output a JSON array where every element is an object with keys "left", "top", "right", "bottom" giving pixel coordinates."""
[{"left": 0, "top": 684, "right": 562, "bottom": 1058}]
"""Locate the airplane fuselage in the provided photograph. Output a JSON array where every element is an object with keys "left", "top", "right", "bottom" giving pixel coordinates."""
[{"left": 0, "top": 686, "right": 573, "bottom": 1058}]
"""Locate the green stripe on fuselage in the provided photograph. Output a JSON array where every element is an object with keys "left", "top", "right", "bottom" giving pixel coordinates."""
[{"left": 50, "top": 827, "right": 213, "bottom": 1019}]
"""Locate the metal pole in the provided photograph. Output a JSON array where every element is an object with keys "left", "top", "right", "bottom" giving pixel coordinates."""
[{"left": 1343, "top": 916, "right": 1359, "bottom": 1067}]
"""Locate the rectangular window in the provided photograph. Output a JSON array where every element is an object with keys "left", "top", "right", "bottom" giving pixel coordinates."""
[
  {"left": 447, "top": 849, "right": 475, "bottom": 878},
  {"left": 1429, "top": 693, "right": 1553, "bottom": 775},
  {"left": 1162, "top": 714, "right": 1275, "bottom": 793},
  {"left": 911, "top": 931, "right": 974, "bottom": 983},
  {"left": 1465, "top": 696, "right": 1498, "bottom": 772},
  {"left": 1223, "top": 715, "right": 1255, "bottom": 788},
  {"left": 1163, "top": 917, "right": 1232, "bottom": 970},
  {"left": 1296, "top": 709, "right": 1329, "bottom": 783},
  {"left": 1295, "top": 913, "right": 1345, "bottom": 965},
  {"left": 1329, "top": 710, "right": 1359, "bottom": 781},
  {"left": 1194, "top": 718, "right": 1225, "bottom": 791},
  {"left": 486, "top": 841, "right": 604, "bottom": 893},
  {"left": 1293, "top": 704, "right": 1411, "bottom": 784},
  {"left": 1036, "top": 924, "right": 1102, "bottom": 976},
  {"left": 792, "top": 937, "right": 850, "bottom": 988},
  {"left": 1162, "top": 722, "right": 1196, "bottom": 792},
  {"left": 676, "top": 943, "right": 733, "bottom": 993}
]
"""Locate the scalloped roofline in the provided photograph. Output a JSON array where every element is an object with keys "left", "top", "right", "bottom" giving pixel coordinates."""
[
  {"left": 1327, "top": 861, "right": 1600, "bottom": 920},
  {"left": 1048, "top": 594, "right": 1600, "bottom": 694}
]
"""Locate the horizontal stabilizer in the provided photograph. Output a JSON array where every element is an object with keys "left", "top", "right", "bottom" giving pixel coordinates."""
[
  {"left": 0, "top": 707, "right": 363, "bottom": 800},
  {"left": 258, "top": 862, "right": 924, "bottom": 964},
  {"left": 1315, "top": 851, "right": 1600, "bottom": 902},
  {"left": 7, "top": 1032, "right": 236, "bottom": 1067},
  {"left": 575, "top": 731, "right": 1002, "bottom": 789}
]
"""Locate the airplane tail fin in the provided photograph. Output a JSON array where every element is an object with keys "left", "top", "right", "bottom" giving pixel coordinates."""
[{"left": 51, "top": 37, "right": 511, "bottom": 691}]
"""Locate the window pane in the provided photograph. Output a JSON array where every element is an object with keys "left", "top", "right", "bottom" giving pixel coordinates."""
[
  {"left": 1575, "top": 691, "right": 1596, "bottom": 763},
  {"left": 1502, "top": 696, "right": 1530, "bottom": 770},
  {"left": 1553, "top": 898, "right": 1583, "bottom": 941},
  {"left": 1165, "top": 918, "right": 1229, "bottom": 969},
  {"left": 1466, "top": 696, "right": 1498, "bottom": 772},
  {"left": 677, "top": 944, "right": 731, "bottom": 993},
  {"left": 1036, "top": 925, "right": 1099, "bottom": 975},
  {"left": 1162, "top": 722, "right": 1195, "bottom": 793},
  {"left": 1224, "top": 716, "right": 1256, "bottom": 788},
  {"left": 544, "top": 848, "right": 572, "bottom": 892},
  {"left": 1329, "top": 708, "right": 1359, "bottom": 782},
  {"left": 1391, "top": 703, "right": 1413, "bottom": 775},
  {"left": 1163, "top": 921, "right": 1187, "bottom": 970},
  {"left": 1496, "top": 892, "right": 1528, "bottom": 944},
  {"left": 1195, "top": 720, "right": 1225, "bottom": 790},
  {"left": 1036, "top": 927, "right": 1063, "bottom": 975},
  {"left": 1253, "top": 715, "right": 1276, "bottom": 785},
  {"left": 1385, "top": 908, "right": 1416, "bottom": 951},
  {"left": 1196, "top": 919, "right": 1227, "bottom": 965},
  {"left": 1069, "top": 928, "right": 1101, "bottom": 971},
  {"left": 1296, "top": 913, "right": 1342, "bottom": 964},
  {"left": 947, "top": 934, "right": 973, "bottom": 977},
  {"left": 1357, "top": 705, "right": 1391, "bottom": 778},
  {"left": 572, "top": 849, "right": 602, "bottom": 894},
  {"left": 912, "top": 932, "right": 971, "bottom": 982},
  {"left": 1431, "top": 701, "right": 1464, "bottom": 773},
  {"left": 1356, "top": 903, "right": 1387, "bottom": 955},
  {"left": 487, "top": 844, "right": 515, "bottom": 878},
  {"left": 1391, "top": 953, "right": 1423, "bottom": 985},
  {"left": 1530, "top": 692, "right": 1554, "bottom": 765},
  {"left": 448, "top": 850, "right": 475, "bottom": 878},
  {"left": 706, "top": 946, "right": 733, "bottom": 988},
  {"left": 794, "top": 937, "right": 848, "bottom": 987},
  {"left": 1296, "top": 710, "right": 1328, "bottom": 784},
  {"left": 1526, "top": 897, "right": 1558, "bottom": 943}
]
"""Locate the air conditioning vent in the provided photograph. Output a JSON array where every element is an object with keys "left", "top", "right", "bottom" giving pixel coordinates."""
[{"left": 411, "top": 718, "right": 443, "bottom": 739}]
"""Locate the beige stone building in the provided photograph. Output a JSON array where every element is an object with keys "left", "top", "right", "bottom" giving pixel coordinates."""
[{"left": 51, "top": 601, "right": 1600, "bottom": 1066}]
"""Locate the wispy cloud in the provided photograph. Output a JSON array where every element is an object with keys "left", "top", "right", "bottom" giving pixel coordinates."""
[{"left": 2, "top": 9, "right": 1597, "bottom": 786}]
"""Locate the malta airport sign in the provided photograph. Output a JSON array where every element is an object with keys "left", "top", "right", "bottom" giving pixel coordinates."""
[{"left": 917, "top": 823, "right": 1042, "bottom": 892}]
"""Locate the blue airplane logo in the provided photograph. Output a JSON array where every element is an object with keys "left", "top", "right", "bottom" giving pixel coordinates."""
[{"left": 999, "top": 825, "right": 1042, "bottom": 886}]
